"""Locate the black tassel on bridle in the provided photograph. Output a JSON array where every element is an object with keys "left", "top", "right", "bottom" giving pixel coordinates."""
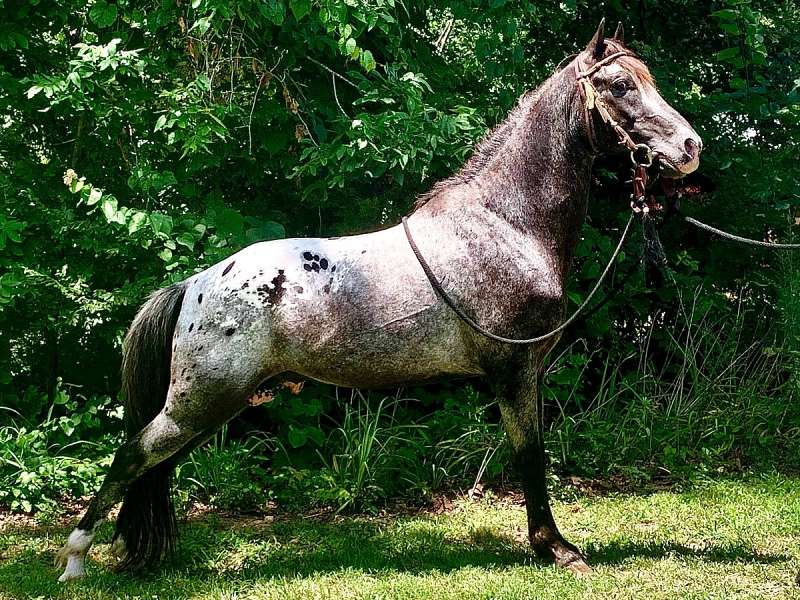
[{"left": 642, "top": 212, "right": 667, "bottom": 287}]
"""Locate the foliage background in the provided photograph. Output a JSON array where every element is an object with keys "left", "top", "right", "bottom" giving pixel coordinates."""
[{"left": 1, "top": 0, "right": 799, "bottom": 513}]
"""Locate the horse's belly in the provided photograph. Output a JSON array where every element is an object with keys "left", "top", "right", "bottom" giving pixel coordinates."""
[{"left": 285, "top": 312, "right": 485, "bottom": 388}]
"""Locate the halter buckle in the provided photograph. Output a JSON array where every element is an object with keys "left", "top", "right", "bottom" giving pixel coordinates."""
[{"left": 630, "top": 143, "right": 653, "bottom": 167}]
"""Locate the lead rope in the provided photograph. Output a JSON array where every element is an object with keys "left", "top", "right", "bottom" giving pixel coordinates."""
[
  {"left": 402, "top": 212, "right": 635, "bottom": 345},
  {"left": 683, "top": 216, "right": 800, "bottom": 250}
]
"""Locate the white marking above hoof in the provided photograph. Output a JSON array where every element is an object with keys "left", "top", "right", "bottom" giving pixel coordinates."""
[
  {"left": 58, "top": 554, "right": 86, "bottom": 582},
  {"left": 55, "top": 528, "right": 93, "bottom": 582}
]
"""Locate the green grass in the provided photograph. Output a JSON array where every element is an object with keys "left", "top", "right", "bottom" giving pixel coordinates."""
[{"left": 1, "top": 475, "right": 799, "bottom": 599}]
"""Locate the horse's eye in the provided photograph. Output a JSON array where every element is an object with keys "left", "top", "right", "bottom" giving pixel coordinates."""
[{"left": 611, "top": 79, "right": 629, "bottom": 98}]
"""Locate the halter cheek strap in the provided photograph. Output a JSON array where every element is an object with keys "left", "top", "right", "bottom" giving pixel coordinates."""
[
  {"left": 574, "top": 51, "right": 645, "bottom": 158},
  {"left": 574, "top": 51, "right": 654, "bottom": 213}
]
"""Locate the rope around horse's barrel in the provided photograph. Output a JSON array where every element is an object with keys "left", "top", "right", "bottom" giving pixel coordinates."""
[
  {"left": 402, "top": 213, "right": 636, "bottom": 345},
  {"left": 684, "top": 216, "right": 800, "bottom": 249}
]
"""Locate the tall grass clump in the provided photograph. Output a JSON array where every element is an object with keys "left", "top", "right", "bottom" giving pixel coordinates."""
[{"left": 545, "top": 283, "right": 799, "bottom": 480}]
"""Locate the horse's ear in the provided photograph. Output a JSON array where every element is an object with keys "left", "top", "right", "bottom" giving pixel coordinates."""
[
  {"left": 586, "top": 18, "right": 606, "bottom": 59},
  {"left": 613, "top": 21, "right": 624, "bottom": 43}
]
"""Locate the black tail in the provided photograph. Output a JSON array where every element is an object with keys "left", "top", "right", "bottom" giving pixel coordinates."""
[{"left": 113, "top": 282, "right": 186, "bottom": 570}]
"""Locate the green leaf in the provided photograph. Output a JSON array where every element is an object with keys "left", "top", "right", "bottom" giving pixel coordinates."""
[
  {"left": 176, "top": 233, "right": 196, "bottom": 250},
  {"left": 149, "top": 212, "right": 174, "bottom": 236},
  {"left": 711, "top": 8, "right": 738, "bottom": 20},
  {"left": 259, "top": 0, "right": 286, "bottom": 25},
  {"left": 89, "top": 1, "right": 118, "bottom": 28},
  {"left": 86, "top": 188, "right": 102, "bottom": 206},
  {"left": 154, "top": 114, "right": 167, "bottom": 131},
  {"left": 128, "top": 211, "right": 147, "bottom": 234},
  {"left": 215, "top": 208, "right": 244, "bottom": 237},
  {"left": 158, "top": 248, "right": 173, "bottom": 262},
  {"left": 287, "top": 425, "right": 308, "bottom": 448},
  {"left": 101, "top": 198, "right": 118, "bottom": 222},
  {"left": 716, "top": 47, "right": 740, "bottom": 61},
  {"left": 360, "top": 49, "right": 376, "bottom": 72},
  {"left": 290, "top": 0, "right": 310, "bottom": 21}
]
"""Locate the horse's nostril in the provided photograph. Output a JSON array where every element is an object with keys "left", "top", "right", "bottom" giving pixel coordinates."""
[{"left": 684, "top": 138, "right": 700, "bottom": 158}]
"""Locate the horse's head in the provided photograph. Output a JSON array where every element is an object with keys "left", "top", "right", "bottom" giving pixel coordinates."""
[{"left": 577, "top": 20, "right": 701, "bottom": 178}]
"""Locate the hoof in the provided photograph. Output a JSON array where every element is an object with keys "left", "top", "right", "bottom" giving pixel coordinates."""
[
  {"left": 531, "top": 529, "right": 592, "bottom": 576},
  {"left": 110, "top": 535, "right": 127, "bottom": 561},
  {"left": 57, "top": 554, "right": 87, "bottom": 582},
  {"left": 556, "top": 550, "right": 592, "bottom": 576}
]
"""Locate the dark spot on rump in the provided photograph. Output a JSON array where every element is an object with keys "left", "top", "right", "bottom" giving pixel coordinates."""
[
  {"left": 198, "top": 324, "right": 203, "bottom": 331},
  {"left": 361, "top": 250, "right": 366, "bottom": 254},
  {"left": 267, "top": 271, "right": 287, "bottom": 305},
  {"left": 303, "top": 264, "right": 312, "bottom": 271},
  {"left": 181, "top": 367, "right": 187, "bottom": 375},
  {"left": 188, "top": 323, "right": 194, "bottom": 332},
  {"left": 294, "top": 286, "right": 304, "bottom": 293},
  {"left": 313, "top": 254, "right": 320, "bottom": 261},
  {"left": 197, "top": 346, "right": 203, "bottom": 351},
  {"left": 323, "top": 284, "right": 331, "bottom": 293},
  {"left": 198, "top": 293, "right": 203, "bottom": 304},
  {"left": 222, "top": 261, "right": 235, "bottom": 276},
  {"left": 255, "top": 271, "right": 288, "bottom": 306},
  {"left": 303, "top": 251, "right": 313, "bottom": 260},
  {"left": 225, "top": 328, "right": 236, "bottom": 336},
  {"left": 241, "top": 282, "right": 249, "bottom": 289},
  {"left": 312, "top": 263, "right": 320, "bottom": 272},
  {"left": 180, "top": 392, "right": 187, "bottom": 398},
  {"left": 331, "top": 265, "right": 336, "bottom": 272},
  {"left": 320, "top": 258, "right": 329, "bottom": 270}
]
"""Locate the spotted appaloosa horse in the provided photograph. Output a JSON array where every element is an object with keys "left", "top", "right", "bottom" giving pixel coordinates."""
[{"left": 57, "top": 20, "right": 700, "bottom": 581}]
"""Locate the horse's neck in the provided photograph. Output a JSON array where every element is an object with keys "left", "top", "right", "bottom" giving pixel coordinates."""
[{"left": 478, "top": 72, "right": 594, "bottom": 277}]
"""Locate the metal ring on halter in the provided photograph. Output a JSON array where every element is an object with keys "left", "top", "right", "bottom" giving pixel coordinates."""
[{"left": 630, "top": 143, "right": 653, "bottom": 167}]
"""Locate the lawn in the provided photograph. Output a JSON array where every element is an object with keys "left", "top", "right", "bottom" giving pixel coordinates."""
[{"left": 1, "top": 475, "right": 798, "bottom": 599}]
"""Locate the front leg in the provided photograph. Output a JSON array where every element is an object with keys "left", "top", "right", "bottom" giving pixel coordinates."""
[{"left": 495, "top": 361, "right": 591, "bottom": 574}]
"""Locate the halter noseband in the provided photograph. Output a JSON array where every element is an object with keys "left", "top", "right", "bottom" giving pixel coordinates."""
[{"left": 574, "top": 51, "right": 652, "bottom": 168}]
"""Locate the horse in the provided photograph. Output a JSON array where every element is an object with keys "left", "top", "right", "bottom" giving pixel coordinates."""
[{"left": 56, "top": 20, "right": 701, "bottom": 581}]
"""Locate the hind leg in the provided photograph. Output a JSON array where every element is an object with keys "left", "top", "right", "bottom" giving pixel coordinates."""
[
  {"left": 56, "top": 409, "right": 203, "bottom": 581},
  {"left": 109, "top": 423, "right": 230, "bottom": 565}
]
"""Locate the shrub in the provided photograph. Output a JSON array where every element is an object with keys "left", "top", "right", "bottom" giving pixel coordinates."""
[{"left": 0, "top": 385, "right": 121, "bottom": 512}]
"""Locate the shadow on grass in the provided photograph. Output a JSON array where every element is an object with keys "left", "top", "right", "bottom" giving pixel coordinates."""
[
  {"left": 0, "top": 513, "right": 790, "bottom": 600},
  {"left": 585, "top": 539, "right": 790, "bottom": 566}
]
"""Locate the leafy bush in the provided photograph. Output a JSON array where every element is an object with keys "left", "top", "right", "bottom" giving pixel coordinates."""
[
  {"left": 0, "top": 385, "right": 122, "bottom": 512},
  {"left": 175, "top": 425, "right": 275, "bottom": 513}
]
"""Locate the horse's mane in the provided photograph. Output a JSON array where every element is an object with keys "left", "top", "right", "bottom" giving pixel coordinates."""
[
  {"left": 413, "top": 88, "right": 538, "bottom": 209},
  {"left": 413, "top": 40, "right": 652, "bottom": 210}
]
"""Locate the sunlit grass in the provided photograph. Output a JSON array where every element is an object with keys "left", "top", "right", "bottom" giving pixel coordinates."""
[{"left": 1, "top": 475, "right": 798, "bottom": 599}]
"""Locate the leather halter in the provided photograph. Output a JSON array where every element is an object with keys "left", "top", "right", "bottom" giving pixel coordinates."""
[
  {"left": 574, "top": 50, "right": 653, "bottom": 210},
  {"left": 574, "top": 51, "right": 644, "bottom": 156}
]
